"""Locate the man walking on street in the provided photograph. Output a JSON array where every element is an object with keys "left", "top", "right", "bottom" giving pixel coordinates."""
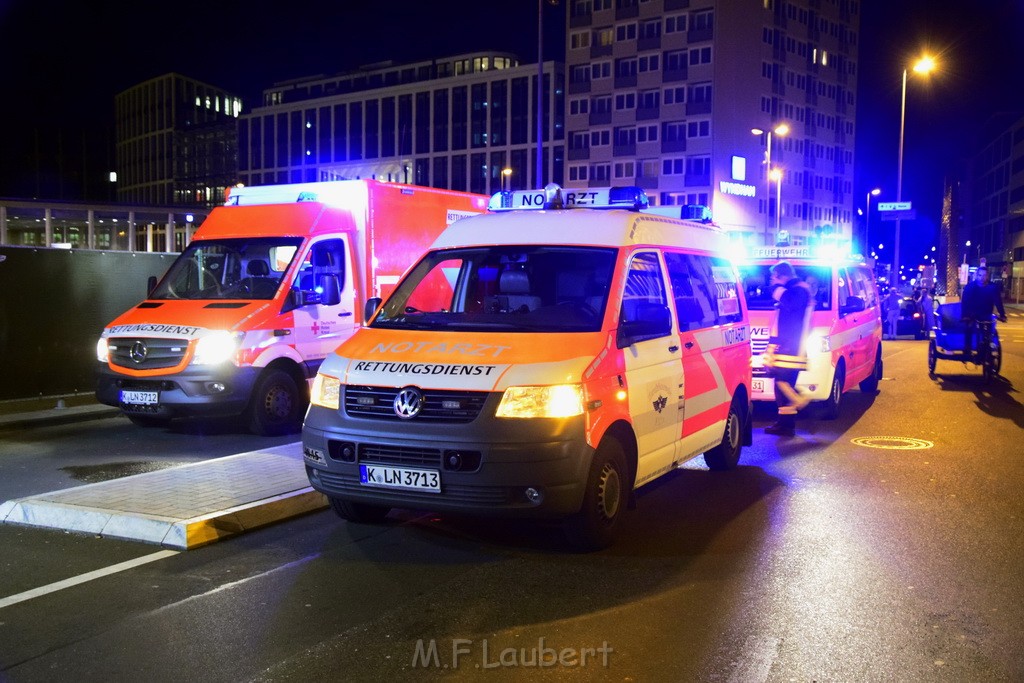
[{"left": 763, "top": 261, "right": 813, "bottom": 437}]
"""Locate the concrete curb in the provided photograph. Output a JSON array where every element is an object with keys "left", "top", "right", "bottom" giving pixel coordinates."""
[
  {"left": 1, "top": 488, "right": 328, "bottom": 550},
  {"left": 0, "top": 405, "right": 121, "bottom": 431}
]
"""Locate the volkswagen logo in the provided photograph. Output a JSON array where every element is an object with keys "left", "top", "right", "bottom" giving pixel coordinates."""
[
  {"left": 129, "top": 341, "right": 148, "bottom": 364},
  {"left": 393, "top": 386, "right": 423, "bottom": 419}
]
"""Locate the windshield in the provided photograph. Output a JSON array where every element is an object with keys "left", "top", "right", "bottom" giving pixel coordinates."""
[
  {"left": 738, "top": 263, "right": 833, "bottom": 311},
  {"left": 372, "top": 245, "right": 618, "bottom": 333},
  {"left": 150, "top": 237, "right": 302, "bottom": 300}
]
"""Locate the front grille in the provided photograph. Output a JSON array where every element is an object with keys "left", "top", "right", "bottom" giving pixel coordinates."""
[
  {"left": 358, "top": 443, "right": 442, "bottom": 468},
  {"left": 109, "top": 337, "right": 189, "bottom": 370},
  {"left": 344, "top": 385, "right": 489, "bottom": 423}
]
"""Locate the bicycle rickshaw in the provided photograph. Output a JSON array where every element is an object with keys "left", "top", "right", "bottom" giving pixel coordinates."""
[{"left": 927, "top": 301, "right": 1002, "bottom": 381}]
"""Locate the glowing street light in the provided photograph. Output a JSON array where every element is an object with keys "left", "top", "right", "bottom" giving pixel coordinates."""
[
  {"left": 752, "top": 123, "right": 790, "bottom": 245},
  {"left": 502, "top": 167, "right": 513, "bottom": 192},
  {"left": 894, "top": 54, "right": 937, "bottom": 286}
]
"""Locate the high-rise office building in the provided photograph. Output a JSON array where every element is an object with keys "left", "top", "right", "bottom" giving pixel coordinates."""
[
  {"left": 237, "top": 53, "right": 564, "bottom": 195},
  {"left": 563, "top": 0, "right": 859, "bottom": 246},
  {"left": 115, "top": 73, "right": 243, "bottom": 208}
]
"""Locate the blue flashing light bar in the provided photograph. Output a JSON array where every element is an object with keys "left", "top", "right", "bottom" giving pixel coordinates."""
[{"left": 488, "top": 184, "right": 650, "bottom": 212}]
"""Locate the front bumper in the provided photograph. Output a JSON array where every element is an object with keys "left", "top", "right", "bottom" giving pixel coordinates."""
[
  {"left": 95, "top": 363, "right": 261, "bottom": 419},
  {"left": 302, "top": 394, "right": 595, "bottom": 518}
]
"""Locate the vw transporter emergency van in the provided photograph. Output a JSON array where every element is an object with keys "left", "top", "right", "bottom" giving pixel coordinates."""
[
  {"left": 302, "top": 185, "right": 753, "bottom": 549},
  {"left": 96, "top": 180, "right": 487, "bottom": 435},
  {"left": 738, "top": 245, "right": 883, "bottom": 419}
]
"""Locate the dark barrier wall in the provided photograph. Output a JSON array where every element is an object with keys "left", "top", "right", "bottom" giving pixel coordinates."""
[{"left": 0, "top": 246, "right": 178, "bottom": 400}]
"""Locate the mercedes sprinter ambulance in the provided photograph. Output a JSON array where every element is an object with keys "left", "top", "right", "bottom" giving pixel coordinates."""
[
  {"left": 302, "top": 185, "right": 753, "bottom": 549},
  {"left": 737, "top": 245, "right": 883, "bottom": 419},
  {"left": 96, "top": 180, "right": 487, "bottom": 435}
]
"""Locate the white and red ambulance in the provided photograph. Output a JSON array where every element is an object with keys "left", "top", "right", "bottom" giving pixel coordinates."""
[
  {"left": 96, "top": 180, "right": 487, "bottom": 435},
  {"left": 737, "top": 245, "right": 884, "bottom": 419},
  {"left": 302, "top": 184, "right": 753, "bottom": 549}
]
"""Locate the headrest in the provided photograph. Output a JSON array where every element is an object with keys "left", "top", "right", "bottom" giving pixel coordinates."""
[
  {"left": 500, "top": 270, "right": 531, "bottom": 294},
  {"left": 311, "top": 249, "right": 333, "bottom": 267},
  {"left": 247, "top": 259, "right": 269, "bottom": 276}
]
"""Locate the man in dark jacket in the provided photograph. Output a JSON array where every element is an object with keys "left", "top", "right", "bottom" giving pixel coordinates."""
[
  {"left": 763, "top": 261, "right": 812, "bottom": 436},
  {"left": 961, "top": 265, "right": 1007, "bottom": 358}
]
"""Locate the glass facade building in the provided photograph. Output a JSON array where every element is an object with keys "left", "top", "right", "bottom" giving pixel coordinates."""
[
  {"left": 115, "top": 73, "right": 242, "bottom": 208},
  {"left": 237, "top": 53, "right": 565, "bottom": 194}
]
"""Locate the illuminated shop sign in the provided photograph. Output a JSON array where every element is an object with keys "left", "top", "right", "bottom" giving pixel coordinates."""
[{"left": 720, "top": 181, "right": 756, "bottom": 197}]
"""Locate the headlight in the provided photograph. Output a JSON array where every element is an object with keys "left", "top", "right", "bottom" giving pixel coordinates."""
[
  {"left": 311, "top": 374, "right": 341, "bottom": 410},
  {"left": 806, "top": 332, "right": 831, "bottom": 354},
  {"left": 96, "top": 337, "right": 109, "bottom": 363},
  {"left": 496, "top": 384, "right": 584, "bottom": 419},
  {"left": 192, "top": 331, "right": 243, "bottom": 365}
]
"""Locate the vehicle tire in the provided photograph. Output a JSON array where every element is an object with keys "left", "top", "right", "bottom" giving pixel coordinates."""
[
  {"left": 859, "top": 348, "right": 883, "bottom": 394},
  {"left": 820, "top": 366, "right": 844, "bottom": 420},
  {"left": 328, "top": 496, "right": 391, "bottom": 523},
  {"left": 704, "top": 395, "right": 744, "bottom": 471},
  {"left": 984, "top": 344, "right": 1001, "bottom": 382},
  {"left": 126, "top": 413, "right": 171, "bottom": 428},
  {"left": 246, "top": 368, "right": 304, "bottom": 436},
  {"left": 927, "top": 340, "right": 937, "bottom": 376},
  {"left": 563, "top": 437, "right": 628, "bottom": 551}
]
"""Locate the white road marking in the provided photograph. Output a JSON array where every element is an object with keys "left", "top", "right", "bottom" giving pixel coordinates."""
[
  {"left": 0, "top": 549, "right": 178, "bottom": 610},
  {"left": 727, "top": 636, "right": 780, "bottom": 683}
]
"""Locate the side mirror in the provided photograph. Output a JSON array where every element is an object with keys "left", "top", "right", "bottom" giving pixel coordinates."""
[
  {"left": 319, "top": 274, "right": 342, "bottom": 307},
  {"left": 842, "top": 295, "right": 866, "bottom": 314},
  {"left": 364, "top": 297, "right": 382, "bottom": 322},
  {"left": 616, "top": 302, "right": 672, "bottom": 348},
  {"left": 282, "top": 288, "right": 305, "bottom": 313},
  {"left": 147, "top": 275, "right": 158, "bottom": 297}
]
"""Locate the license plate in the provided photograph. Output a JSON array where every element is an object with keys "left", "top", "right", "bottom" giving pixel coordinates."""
[
  {"left": 752, "top": 378, "right": 774, "bottom": 395},
  {"left": 360, "top": 464, "right": 440, "bottom": 492},
  {"left": 120, "top": 390, "right": 158, "bottom": 405}
]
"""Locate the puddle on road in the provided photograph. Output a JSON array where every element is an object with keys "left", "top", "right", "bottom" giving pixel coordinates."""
[{"left": 61, "top": 461, "right": 187, "bottom": 483}]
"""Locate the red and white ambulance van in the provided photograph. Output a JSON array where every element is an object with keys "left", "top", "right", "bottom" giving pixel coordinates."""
[
  {"left": 96, "top": 180, "right": 487, "bottom": 435},
  {"left": 737, "top": 245, "right": 883, "bottom": 419},
  {"left": 302, "top": 185, "right": 753, "bottom": 549}
]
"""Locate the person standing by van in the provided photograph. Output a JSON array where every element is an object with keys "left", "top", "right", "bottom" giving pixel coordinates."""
[
  {"left": 883, "top": 287, "right": 900, "bottom": 340},
  {"left": 764, "top": 261, "right": 812, "bottom": 436}
]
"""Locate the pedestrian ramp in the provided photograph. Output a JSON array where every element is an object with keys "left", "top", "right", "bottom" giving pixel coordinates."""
[{"left": 0, "top": 444, "right": 326, "bottom": 550}]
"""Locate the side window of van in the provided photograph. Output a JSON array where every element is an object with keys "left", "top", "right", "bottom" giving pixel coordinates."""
[
  {"left": 664, "top": 253, "right": 742, "bottom": 330},
  {"left": 836, "top": 268, "right": 853, "bottom": 316},
  {"left": 294, "top": 238, "right": 346, "bottom": 299},
  {"left": 848, "top": 266, "right": 878, "bottom": 309},
  {"left": 619, "top": 251, "right": 672, "bottom": 341}
]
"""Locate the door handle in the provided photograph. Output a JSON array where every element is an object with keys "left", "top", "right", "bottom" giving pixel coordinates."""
[
  {"left": 684, "top": 341, "right": 694, "bottom": 349},
  {"left": 338, "top": 311, "right": 353, "bottom": 317},
  {"left": 668, "top": 345, "right": 679, "bottom": 353}
]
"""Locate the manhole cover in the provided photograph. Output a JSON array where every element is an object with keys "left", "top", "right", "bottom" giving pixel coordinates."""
[{"left": 851, "top": 436, "right": 934, "bottom": 450}]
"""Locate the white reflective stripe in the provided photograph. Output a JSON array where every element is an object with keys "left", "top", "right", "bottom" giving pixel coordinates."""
[
  {"left": 823, "top": 318, "right": 878, "bottom": 351},
  {"left": 683, "top": 349, "right": 731, "bottom": 418}
]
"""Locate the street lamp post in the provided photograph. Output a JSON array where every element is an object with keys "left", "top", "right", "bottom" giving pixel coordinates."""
[
  {"left": 535, "top": 0, "right": 558, "bottom": 188},
  {"left": 864, "top": 188, "right": 881, "bottom": 255},
  {"left": 895, "top": 55, "right": 935, "bottom": 286},
  {"left": 752, "top": 123, "right": 789, "bottom": 245},
  {"left": 502, "top": 167, "right": 512, "bottom": 192},
  {"left": 769, "top": 168, "right": 783, "bottom": 238}
]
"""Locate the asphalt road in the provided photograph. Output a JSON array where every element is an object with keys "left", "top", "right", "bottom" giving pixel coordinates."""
[{"left": 1, "top": 318, "right": 1023, "bottom": 681}]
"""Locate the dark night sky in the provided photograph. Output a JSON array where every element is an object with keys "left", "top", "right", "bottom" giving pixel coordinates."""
[{"left": 1, "top": 0, "right": 1022, "bottom": 262}]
